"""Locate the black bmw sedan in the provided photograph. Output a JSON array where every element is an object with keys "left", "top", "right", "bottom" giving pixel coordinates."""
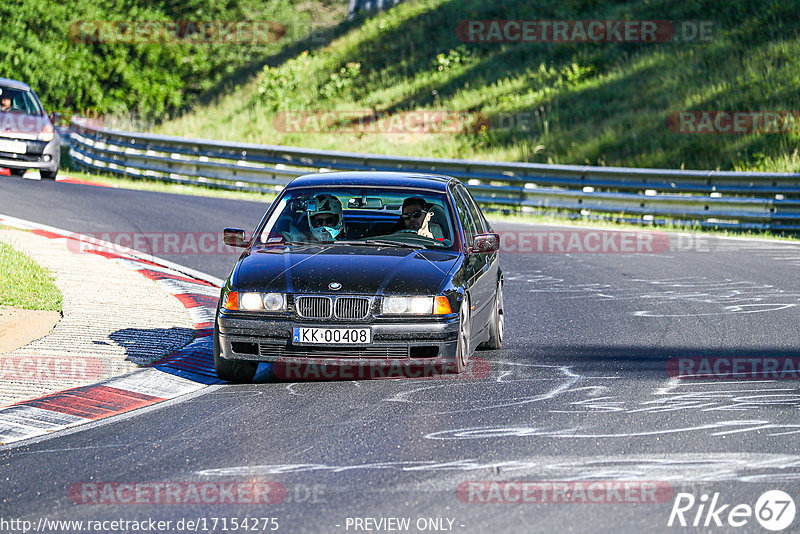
[{"left": 214, "top": 172, "right": 503, "bottom": 382}]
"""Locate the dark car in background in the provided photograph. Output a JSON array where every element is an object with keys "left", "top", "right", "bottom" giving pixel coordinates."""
[
  {"left": 0, "top": 77, "right": 60, "bottom": 179},
  {"left": 214, "top": 172, "right": 504, "bottom": 382}
]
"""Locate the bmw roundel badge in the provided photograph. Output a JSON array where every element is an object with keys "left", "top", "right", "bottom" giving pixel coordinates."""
[{"left": 329, "top": 282, "right": 342, "bottom": 291}]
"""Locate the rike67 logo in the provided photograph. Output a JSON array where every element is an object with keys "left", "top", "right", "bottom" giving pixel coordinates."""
[{"left": 668, "top": 490, "right": 796, "bottom": 531}]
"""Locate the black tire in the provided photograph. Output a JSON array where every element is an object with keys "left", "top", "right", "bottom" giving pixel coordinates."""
[
  {"left": 213, "top": 324, "right": 257, "bottom": 383},
  {"left": 454, "top": 298, "right": 471, "bottom": 374},
  {"left": 9, "top": 168, "right": 26, "bottom": 176},
  {"left": 40, "top": 169, "right": 58, "bottom": 180},
  {"left": 479, "top": 281, "right": 504, "bottom": 350}
]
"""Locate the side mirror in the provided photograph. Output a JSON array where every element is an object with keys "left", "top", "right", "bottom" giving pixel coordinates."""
[
  {"left": 48, "top": 112, "right": 62, "bottom": 125},
  {"left": 223, "top": 228, "right": 250, "bottom": 247},
  {"left": 469, "top": 233, "right": 500, "bottom": 254}
]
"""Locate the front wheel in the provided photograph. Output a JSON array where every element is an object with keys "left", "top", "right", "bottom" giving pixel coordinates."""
[
  {"left": 213, "top": 324, "right": 257, "bottom": 383},
  {"left": 454, "top": 298, "right": 471, "bottom": 374},
  {"left": 9, "top": 168, "right": 26, "bottom": 176},
  {"left": 40, "top": 169, "right": 58, "bottom": 180},
  {"left": 480, "top": 281, "right": 503, "bottom": 350}
]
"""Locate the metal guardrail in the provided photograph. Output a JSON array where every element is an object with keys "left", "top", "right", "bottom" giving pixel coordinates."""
[{"left": 68, "top": 117, "right": 800, "bottom": 231}]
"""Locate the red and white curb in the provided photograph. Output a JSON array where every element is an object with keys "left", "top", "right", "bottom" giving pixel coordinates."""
[
  {"left": 0, "top": 371, "right": 203, "bottom": 444},
  {"left": 0, "top": 215, "right": 224, "bottom": 446}
]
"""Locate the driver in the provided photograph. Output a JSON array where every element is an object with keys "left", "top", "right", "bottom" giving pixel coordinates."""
[
  {"left": 307, "top": 194, "right": 344, "bottom": 242},
  {"left": 399, "top": 197, "right": 434, "bottom": 239}
]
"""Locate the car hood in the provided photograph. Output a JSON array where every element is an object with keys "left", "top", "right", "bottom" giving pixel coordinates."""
[{"left": 232, "top": 245, "right": 461, "bottom": 295}]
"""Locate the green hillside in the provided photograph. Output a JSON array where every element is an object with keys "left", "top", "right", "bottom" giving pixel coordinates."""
[
  {"left": 155, "top": 0, "right": 800, "bottom": 172},
  {"left": 0, "top": 0, "right": 346, "bottom": 120}
]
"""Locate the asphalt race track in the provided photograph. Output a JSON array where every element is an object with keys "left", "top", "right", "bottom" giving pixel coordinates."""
[{"left": 3, "top": 176, "right": 800, "bottom": 533}]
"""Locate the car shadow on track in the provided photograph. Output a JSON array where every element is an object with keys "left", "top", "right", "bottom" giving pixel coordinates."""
[{"left": 109, "top": 327, "right": 198, "bottom": 366}]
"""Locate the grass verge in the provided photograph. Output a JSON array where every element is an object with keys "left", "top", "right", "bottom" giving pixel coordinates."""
[{"left": 0, "top": 241, "right": 63, "bottom": 311}]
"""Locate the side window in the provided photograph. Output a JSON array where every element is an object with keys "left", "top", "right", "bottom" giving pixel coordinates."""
[
  {"left": 452, "top": 185, "right": 477, "bottom": 247},
  {"left": 460, "top": 185, "right": 488, "bottom": 233}
]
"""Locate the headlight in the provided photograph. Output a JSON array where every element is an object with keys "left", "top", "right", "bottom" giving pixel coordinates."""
[
  {"left": 37, "top": 126, "right": 54, "bottom": 142},
  {"left": 262, "top": 293, "right": 286, "bottom": 311},
  {"left": 237, "top": 292, "right": 286, "bottom": 312},
  {"left": 240, "top": 292, "right": 264, "bottom": 311},
  {"left": 382, "top": 296, "right": 433, "bottom": 315}
]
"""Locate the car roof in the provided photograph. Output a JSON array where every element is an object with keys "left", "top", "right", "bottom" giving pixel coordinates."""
[
  {"left": 285, "top": 171, "right": 455, "bottom": 192},
  {"left": 0, "top": 78, "right": 32, "bottom": 91}
]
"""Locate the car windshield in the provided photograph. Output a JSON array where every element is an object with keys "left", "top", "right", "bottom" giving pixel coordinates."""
[
  {"left": 0, "top": 86, "right": 44, "bottom": 115},
  {"left": 258, "top": 187, "right": 457, "bottom": 250}
]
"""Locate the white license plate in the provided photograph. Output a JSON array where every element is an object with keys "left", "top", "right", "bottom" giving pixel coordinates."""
[
  {"left": 292, "top": 327, "right": 371, "bottom": 345},
  {"left": 0, "top": 139, "right": 26, "bottom": 154}
]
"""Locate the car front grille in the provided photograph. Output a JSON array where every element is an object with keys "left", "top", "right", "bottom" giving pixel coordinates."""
[
  {"left": 260, "top": 344, "right": 408, "bottom": 359},
  {"left": 0, "top": 151, "right": 41, "bottom": 162},
  {"left": 334, "top": 297, "right": 370, "bottom": 320},
  {"left": 294, "top": 295, "right": 372, "bottom": 320},
  {"left": 296, "top": 296, "right": 332, "bottom": 319}
]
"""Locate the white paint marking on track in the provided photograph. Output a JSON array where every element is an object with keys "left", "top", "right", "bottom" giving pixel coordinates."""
[
  {"left": 195, "top": 452, "right": 800, "bottom": 483},
  {"left": 384, "top": 362, "right": 581, "bottom": 415}
]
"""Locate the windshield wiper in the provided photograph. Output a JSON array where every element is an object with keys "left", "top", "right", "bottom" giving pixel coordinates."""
[
  {"left": 316, "top": 239, "right": 424, "bottom": 249},
  {"left": 275, "top": 240, "right": 427, "bottom": 250},
  {"left": 257, "top": 240, "right": 323, "bottom": 248},
  {"left": 359, "top": 239, "right": 426, "bottom": 249},
  {"left": 282, "top": 240, "right": 318, "bottom": 246}
]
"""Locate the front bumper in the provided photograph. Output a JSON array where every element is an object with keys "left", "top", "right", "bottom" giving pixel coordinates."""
[
  {"left": 217, "top": 312, "right": 460, "bottom": 366},
  {"left": 0, "top": 137, "right": 60, "bottom": 171}
]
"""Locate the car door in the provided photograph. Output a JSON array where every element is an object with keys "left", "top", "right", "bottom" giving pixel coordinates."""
[
  {"left": 453, "top": 183, "right": 494, "bottom": 339},
  {"left": 462, "top": 183, "right": 500, "bottom": 294}
]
